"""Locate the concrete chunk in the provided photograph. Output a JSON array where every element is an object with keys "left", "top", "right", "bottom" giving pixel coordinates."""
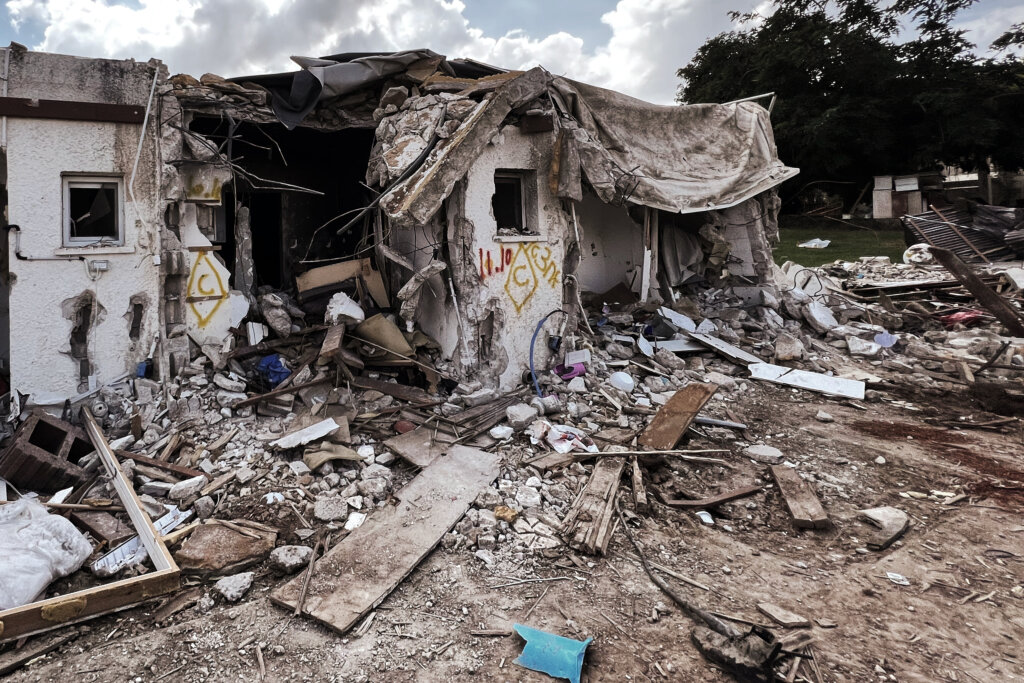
[
  {"left": 757, "top": 602, "right": 810, "bottom": 628},
  {"left": 859, "top": 506, "right": 910, "bottom": 550}
]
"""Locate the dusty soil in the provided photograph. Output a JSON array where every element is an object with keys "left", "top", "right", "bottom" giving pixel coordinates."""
[{"left": 5, "top": 383, "right": 1024, "bottom": 682}]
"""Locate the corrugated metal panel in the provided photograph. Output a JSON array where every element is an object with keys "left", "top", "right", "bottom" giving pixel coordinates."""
[{"left": 901, "top": 208, "right": 1017, "bottom": 264}]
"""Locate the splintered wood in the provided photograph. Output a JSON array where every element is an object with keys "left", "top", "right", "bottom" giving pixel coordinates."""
[
  {"left": 561, "top": 457, "right": 627, "bottom": 555},
  {"left": 270, "top": 445, "right": 499, "bottom": 634},
  {"left": 638, "top": 383, "right": 718, "bottom": 450},
  {"left": 770, "top": 465, "right": 829, "bottom": 529}
]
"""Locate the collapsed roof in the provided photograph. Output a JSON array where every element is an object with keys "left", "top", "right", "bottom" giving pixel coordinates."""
[{"left": 177, "top": 49, "right": 797, "bottom": 222}]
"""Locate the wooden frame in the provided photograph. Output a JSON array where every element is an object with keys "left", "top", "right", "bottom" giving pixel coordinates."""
[{"left": 0, "top": 409, "right": 179, "bottom": 642}]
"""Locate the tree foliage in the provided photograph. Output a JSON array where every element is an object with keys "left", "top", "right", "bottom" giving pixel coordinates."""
[{"left": 678, "top": 0, "right": 1024, "bottom": 197}]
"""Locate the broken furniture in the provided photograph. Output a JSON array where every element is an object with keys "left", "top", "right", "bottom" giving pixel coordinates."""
[{"left": 0, "top": 409, "right": 180, "bottom": 642}]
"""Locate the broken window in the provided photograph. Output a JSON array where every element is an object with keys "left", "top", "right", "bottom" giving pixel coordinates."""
[
  {"left": 492, "top": 170, "right": 537, "bottom": 235},
  {"left": 63, "top": 176, "right": 124, "bottom": 246}
]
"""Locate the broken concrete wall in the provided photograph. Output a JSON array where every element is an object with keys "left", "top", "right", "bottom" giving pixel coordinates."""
[
  {"left": 4, "top": 49, "right": 167, "bottom": 403},
  {"left": 388, "top": 213, "right": 461, "bottom": 360},
  {"left": 458, "top": 125, "right": 568, "bottom": 390},
  {"left": 574, "top": 193, "right": 644, "bottom": 294},
  {"left": 720, "top": 192, "right": 781, "bottom": 301}
]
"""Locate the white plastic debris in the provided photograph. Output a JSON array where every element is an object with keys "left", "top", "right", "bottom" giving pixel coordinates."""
[
  {"left": 0, "top": 498, "right": 93, "bottom": 610},
  {"left": 324, "top": 291, "right": 366, "bottom": 325},
  {"left": 607, "top": 371, "right": 635, "bottom": 393},
  {"left": 886, "top": 572, "right": 910, "bottom": 586},
  {"left": 797, "top": 238, "right": 831, "bottom": 249}
]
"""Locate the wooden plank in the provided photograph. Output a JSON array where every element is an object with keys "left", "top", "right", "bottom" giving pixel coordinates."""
[
  {"left": 630, "top": 457, "right": 649, "bottom": 513},
  {"left": 270, "top": 446, "right": 499, "bottom": 634},
  {"left": 748, "top": 363, "right": 865, "bottom": 400},
  {"left": 350, "top": 376, "right": 432, "bottom": 404},
  {"left": 0, "top": 96, "right": 145, "bottom": 123},
  {"left": 318, "top": 325, "right": 346, "bottom": 364},
  {"left": 770, "top": 466, "right": 828, "bottom": 530},
  {"left": 561, "top": 456, "right": 627, "bottom": 555},
  {"left": 0, "top": 628, "right": 81, "bottom": 676},
  {"left": 658, "top": 484, "right": 761, "bottom": 509},
  {"left": 384, "top": 427, "right": 448, "bottom": 468},
  {"left": 296, "top": 258, "right": 389, "bottom": 308},
  {"left": 638, "top": 383, "right": 718, "bottom": 450},
  {"left": 116, "top": 450, "right": 203, "bottom": 479}
]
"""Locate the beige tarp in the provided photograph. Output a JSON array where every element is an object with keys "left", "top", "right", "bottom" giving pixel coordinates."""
[
  {"left": 549, "top": 78, "right": 798, "bottom": 214},
  {"left": 380, "top": 68, "right": 797, "bottom": 222}
]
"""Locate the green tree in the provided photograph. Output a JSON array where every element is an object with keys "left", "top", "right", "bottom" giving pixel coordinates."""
[{"left": 678, "top": 0, "right": 1024, "bottom": 202}]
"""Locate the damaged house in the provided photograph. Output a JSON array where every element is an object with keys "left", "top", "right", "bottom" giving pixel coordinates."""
[{"left": 0, "top": 45, "right": 795, "bottom": 407}]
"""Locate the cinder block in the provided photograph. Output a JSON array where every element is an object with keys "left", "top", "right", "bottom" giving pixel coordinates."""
[{"left": 0, "top": 411, "right": 93, "bottom": 493}]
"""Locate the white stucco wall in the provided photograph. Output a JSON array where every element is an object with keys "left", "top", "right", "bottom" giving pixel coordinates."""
[
  {"left": 4, "top": 50, "right": 165, "bottom": 403},
  {"left": 459, "top": 126, "right": 567, "bottom": 390},
  {"left": 575, "top": 193, "right": 644, "bottom": 294}
]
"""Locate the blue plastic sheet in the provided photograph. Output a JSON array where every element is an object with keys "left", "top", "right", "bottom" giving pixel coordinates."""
[
  {"left": 257, "top": 354, "right": 290, "bottom": 388},
  {"left": 513, "top": 624, "right": 592, "bottom": 683}
]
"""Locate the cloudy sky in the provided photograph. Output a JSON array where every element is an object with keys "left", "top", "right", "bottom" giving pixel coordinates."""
[{"left": 0, "top": 0, "right": 1020, "bottom": 104}]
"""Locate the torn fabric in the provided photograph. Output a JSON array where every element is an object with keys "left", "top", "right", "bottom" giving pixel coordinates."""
[{"left": 549, "top": 77, "right": 798, "bottom": 214}]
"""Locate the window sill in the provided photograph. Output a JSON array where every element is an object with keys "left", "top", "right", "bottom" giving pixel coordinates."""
[
  {"left": 54, "top": 245, "right": 134, "bottom": 256},
  {"left": 494, "top": 234, "right": 546, "bottom": 243}
]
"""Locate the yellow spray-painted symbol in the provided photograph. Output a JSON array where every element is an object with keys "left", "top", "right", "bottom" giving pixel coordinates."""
[{"left": 186, "top": 250, "right": 227, "bottom": 328}]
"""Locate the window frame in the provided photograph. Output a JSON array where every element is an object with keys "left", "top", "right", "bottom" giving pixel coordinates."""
[
  {"left": 62, "top": 174, "right": 126, "bottom": 247},
  {"left": 492, "top": 169, "right": 538, "bottom": 236}
]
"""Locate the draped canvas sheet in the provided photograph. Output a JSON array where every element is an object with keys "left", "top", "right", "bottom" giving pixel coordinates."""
[
  {"left": 548, "top": 77, "right": 798, "bottom": 214},
  {"left": 379, "top": 68, "right": 798, "bottom": 222}
]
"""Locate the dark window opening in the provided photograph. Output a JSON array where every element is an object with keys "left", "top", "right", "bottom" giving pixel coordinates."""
[
  {"left": 493, "top": 173, "right": 525, "bottom": 233},
  {"left": 65, "top": 179, "right": 121, "bottom": 244}
]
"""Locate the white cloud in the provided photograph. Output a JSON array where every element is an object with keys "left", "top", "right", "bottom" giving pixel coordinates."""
[
  {"left": 11, "top": 0, "right": 1015, "bottom": 103},
  {"left": 5, "top": 0, "right": 751, "bottom": 103},
  {"left": 957, "top": 4, "right": 1024, "bottom": 54}
]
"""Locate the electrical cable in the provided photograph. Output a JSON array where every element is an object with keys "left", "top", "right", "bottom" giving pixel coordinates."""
[{"left": 529, "top": 309, "right": 566, "bottom": 400}]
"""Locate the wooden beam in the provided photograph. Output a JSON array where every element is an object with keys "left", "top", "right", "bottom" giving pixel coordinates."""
[
  {"left": 561, "top": 456, "right": 627, "bottom": 555},
  {"left": 116, "top": 450, "right": 203, "bottom": 479},
  {"left": 0, "top": 97, "right": 145, "bottom": 123},
  {"left": 232, "top": 377, "right": 332, "bottom": 409},
  {"left": 657, "top": 484, "right": 761, "bottom": 509},
  {"left": 638, "top": 383, "right": 718, "bottom": 450},
  {"left": 270, "top": 446, "right": 500, "bottom": 634},
  {"left": 350, "top": 376, "right": 432, "bottom": 404},
  {"left": 770, "top": 465, "right": 828, "bottom": 530}
]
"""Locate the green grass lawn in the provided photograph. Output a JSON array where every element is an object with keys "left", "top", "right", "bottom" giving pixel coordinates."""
[{"left": 773, "top": 224, "right": 907, "bottom": 266}]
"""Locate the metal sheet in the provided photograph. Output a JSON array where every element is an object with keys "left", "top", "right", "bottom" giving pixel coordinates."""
[{"left": 748, "top": 363, "right": 865, "bottom": 399}]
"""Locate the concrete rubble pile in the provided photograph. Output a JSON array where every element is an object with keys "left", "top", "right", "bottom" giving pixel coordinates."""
[
  {"left": 2, "top": 45, "right": 1024, "bottom": 681},
  {"left": 1, "top": 240, "right": 1023, "bottom": 680}
]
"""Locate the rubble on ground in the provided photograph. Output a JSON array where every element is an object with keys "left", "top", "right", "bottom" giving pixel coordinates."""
[{"left": 1, "top": 250, "right": 1023, "bottom": 682}]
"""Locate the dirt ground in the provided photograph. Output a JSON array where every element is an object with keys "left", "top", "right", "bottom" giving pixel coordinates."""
[{"left": 5, "top": 380, "right": 1024, "bottom": 683}]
